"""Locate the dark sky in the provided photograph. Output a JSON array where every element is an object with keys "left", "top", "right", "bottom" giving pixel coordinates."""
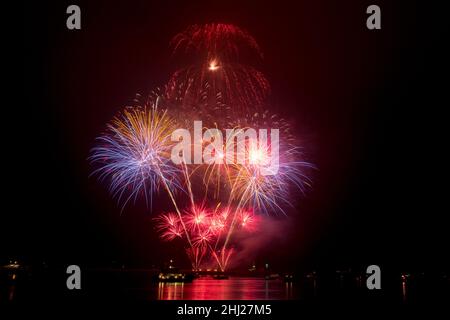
[{"left": 11, "top": 0, "right": 448, "bottom": 273}]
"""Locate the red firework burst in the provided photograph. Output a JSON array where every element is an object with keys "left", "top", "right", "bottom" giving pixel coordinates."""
[
  {"left": 170, "top": 23, "right": 263, "bottom": 63},
  {"left": 167, "top": 23, "right": 270, "bottom": 119},
  {"left": 154, "top": 205, "right": 262, "bottom": 271}
]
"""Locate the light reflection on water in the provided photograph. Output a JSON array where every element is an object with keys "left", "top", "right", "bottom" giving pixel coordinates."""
[{"left": 156, "top": 278, "right": 297, "bottom": 300}]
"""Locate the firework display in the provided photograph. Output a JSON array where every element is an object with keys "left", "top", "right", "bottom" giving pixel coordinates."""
[{"left": 90, "top": 23, "right": 313, "bottom": 271}]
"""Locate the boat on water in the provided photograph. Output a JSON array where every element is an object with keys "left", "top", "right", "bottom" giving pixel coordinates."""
[
  {"left": 283, "top": 273, "right": 295, "bottom": 282},
  {"left": 212, "top": 273, "right": 229, "bottom": 279},
  {"left": 264, "top": 273, "right": 280, "bottom": 280},
  {"left": 156, "top": 259, "right": 195, "bottom": 282},
  {"left": 158, "top": 271, "right": 194, "bottom": 282}
]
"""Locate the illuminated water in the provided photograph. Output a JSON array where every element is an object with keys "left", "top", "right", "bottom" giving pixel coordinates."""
[{"left": 152, "top": 278, "right": 298, "bottom": 300}]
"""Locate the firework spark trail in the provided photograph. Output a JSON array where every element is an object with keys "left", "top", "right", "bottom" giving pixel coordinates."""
[
  {"left": 180, "top": 157, "right": 199, "bottom": 210},
  {"left": 212, "top": 208, "right": 228, "bottom": 250},
  {"left": 220, "top": 183, "right": 252, "bottom": 266},
  {"left": 166, "top": 64, "right": 270, "bottom": 117},
  {"left": 186, "top": 246, "right": 207, "bottom": 270},
  {"left": 157, "top": 164, "right": 194, "bottom": 248}
]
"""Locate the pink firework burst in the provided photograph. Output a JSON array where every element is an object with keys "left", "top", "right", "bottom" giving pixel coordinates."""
[
  {"left": 154, "top": 212, "right": 184, "bottom": 241},
  {"left": 185, "top": 205, "right": 211, "bottom": 231},
  {"left": 192, "top": 230, "right": 213, "bottom": 247}
]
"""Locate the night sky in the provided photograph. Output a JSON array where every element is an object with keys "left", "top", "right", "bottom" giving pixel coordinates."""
[{"left": 12, "top": 0, "right": 448, "bottom": 276}]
